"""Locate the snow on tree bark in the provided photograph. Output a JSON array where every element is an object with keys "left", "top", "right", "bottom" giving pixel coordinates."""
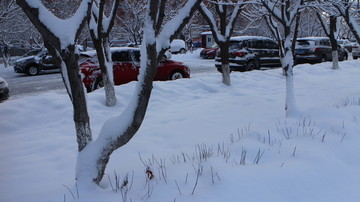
[
  {"left": 261, "top": 0, "right": 303, "bottom": 117},
  {"left": 76, "top": 0, "right": 202, "bottom": 185},
  {"left": 198, "top": 1, "right": 243, "bottom": 86},
  {"left": 16, "top": 0, "right": 93, "bottom": 152},
  {"left": 88, "top": 0, "right": 119, "bottom": 107}
]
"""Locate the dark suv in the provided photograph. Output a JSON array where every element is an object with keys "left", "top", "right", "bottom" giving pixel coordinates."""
[
  {"left": 13, "top": 49, "right": 58, "bottom": 76},
  {"left": 215, "top": 36, "right": 281, "bottom": 72},
  {"left": 295, "top": 37, "right": 348, "bottom": 64},
  {"left": 295, "top": 37, "right": 332, "bottom": 64}
]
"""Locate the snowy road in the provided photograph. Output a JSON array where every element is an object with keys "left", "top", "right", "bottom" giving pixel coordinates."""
[{"left": 0, "top": 50, "right": 217, "bottom": 99}]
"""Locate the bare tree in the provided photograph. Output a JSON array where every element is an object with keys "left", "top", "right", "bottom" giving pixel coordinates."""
[
  {"left": 75, "top": 0, "right": 202, "bottom": 186},
  {"left": 314, "top": 4, "right": 340, "bottom": 69},
  {"left": 331, "top": 0, "right": 360, "bottom": 44},
  {"left": 115, "top": 0, "right": 146, "bottom": 45},
  {"left": 198, "top": 0, "right": 244, "bottom": 86},
  {"left": 260, "top": 0, "right": 305, "bottom": 117},
  {"left": 16, "top": 0, "right": 93, "bottom": 153},
  {"left": 88, "top": 0, "right": 119, "bottom": 107},
  {"left": 18, "top": 0, "right": 201, "bottom": 187}
]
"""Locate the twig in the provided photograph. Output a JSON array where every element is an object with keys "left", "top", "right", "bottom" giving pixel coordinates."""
[
  {"left": 175, "top": 180, "right": 182, "bottom": 195},
  {"left": 63, "top": 185, "right": 75, "bottom": 200},
  {"left": 191, "top": 168, "right": 200, "bottom": 195}
]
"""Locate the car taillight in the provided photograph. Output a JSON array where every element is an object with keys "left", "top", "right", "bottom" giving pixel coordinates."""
[
  {"left": 314, "top": 48, "right": 320, "bottom": 52},
  {"left": 233, "top": 51, "right": 247, "bottom": 57}
]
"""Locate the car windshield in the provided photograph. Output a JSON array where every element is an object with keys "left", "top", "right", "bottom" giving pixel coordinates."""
[
  {"left": 211, "top": 44, "right": 218, "bottom": 48},
  {"left": 22, "top": 49, "right": 42, "bottom": 57}
]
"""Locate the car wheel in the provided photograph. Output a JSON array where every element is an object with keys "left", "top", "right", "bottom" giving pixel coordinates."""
[
  {"left": 27, "top": 65, "right": 39, "bottom": 76},
  {"left": 179, "top": 48, "right": 186, "bottom": 54},
  {"left": 169, "top": 71, "right": 184, "bottom": 80},
  {"left": 91, "top": 78, "right": 104, "bottom": 92},
  {"left": 354, "top": 56, "right": 358, "bottom": 60},
  {"left": 320, "top": 55, "right": 327, "bottom": 63},
  {"left": 245, "top": 60, "right": 258, "bottom": 71}
]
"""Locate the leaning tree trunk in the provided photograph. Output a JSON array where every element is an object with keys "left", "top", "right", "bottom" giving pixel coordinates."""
[{"left": 89, "top": 42, "right": 158, "bottom": 184}]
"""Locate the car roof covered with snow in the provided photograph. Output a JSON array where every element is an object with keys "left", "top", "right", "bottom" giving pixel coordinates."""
[
  {"left": 230, "top": 36, "right": 275, "bottom": 41},
  {"left": 80, "top": 47, "right": 139, "bottom": 57},
  {"left": 297, "top": 37, "right": 329, "bottom": 41}
]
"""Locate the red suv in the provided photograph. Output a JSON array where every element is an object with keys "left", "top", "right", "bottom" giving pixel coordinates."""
[{"left": 79, "top": 47, "right": 190, "bottom": 92}]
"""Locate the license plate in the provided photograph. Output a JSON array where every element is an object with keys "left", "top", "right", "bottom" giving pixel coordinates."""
[{"left": 296, "top": 50, "right": 305, "bottom": 54}]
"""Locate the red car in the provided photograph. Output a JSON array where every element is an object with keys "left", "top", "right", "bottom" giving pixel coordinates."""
[
  {"left": 200, "top": 44, "right": 219, "bottom": 59},
  {"left": 79, "top": 47, "right": 190, "bottom": 92}
]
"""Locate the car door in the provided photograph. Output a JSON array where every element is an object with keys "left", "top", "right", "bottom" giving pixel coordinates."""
[
  {"left": 247, "top": 39, "right": 268, "bottom": 65},
  {"left": 112, "top": 50, "right": 139, "bottom": 85},
  {"left": 264, "top": 39, "right": 281, "bottom": 65},
  {"left": 320, "top": 39, "right": 332, "bottom": 60},
  {"left": 40, "top": 51, "right": 57, "bottom": 70}
]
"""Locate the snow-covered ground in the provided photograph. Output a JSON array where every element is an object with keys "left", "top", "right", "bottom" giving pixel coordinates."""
[{"left": 0, "top": 51, "right": 360, "bottom": 202}]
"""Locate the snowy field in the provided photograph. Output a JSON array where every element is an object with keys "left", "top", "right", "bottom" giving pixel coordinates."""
[{"left": 1, "top": 51, "right": 360, "bottom": 202}]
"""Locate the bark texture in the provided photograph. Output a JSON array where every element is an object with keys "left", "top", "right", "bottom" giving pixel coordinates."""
[
  {"left": 89, "top": 0, "right": 119, "bottom": 107},
  {"left": 17, "top": 0, "right": 93, "bottom": 151}
]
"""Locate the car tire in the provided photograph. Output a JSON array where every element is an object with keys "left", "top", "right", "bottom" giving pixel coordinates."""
[
  {"left": 245, "top": 60, "right": 258, "bottom": 71},
  {"left": 27, "top": 65, "right": 39, "bottom": 76},
  {"left": 91, "top": 78, "right": 104, "bottom": 92},
  {"left": 354, "top": 56, "right": 358, "bottom": 60},
  {"left": 319, "top": 55, "right": 327, "bottom": 63},
  {"left": 169, "top": 71, "right": 184, "bottom": 80},
  {"left": 179, "top": 48, "right": 186, "bottom": 54}
]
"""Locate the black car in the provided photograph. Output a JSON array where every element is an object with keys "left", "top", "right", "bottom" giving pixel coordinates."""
[
  {"left": 13, "top": 49, "right": 58, "bottom": 76},
  {"left": 215, "top": 36, "right": 281, "bottom": 72}
]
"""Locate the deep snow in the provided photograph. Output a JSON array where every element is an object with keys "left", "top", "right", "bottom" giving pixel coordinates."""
[{"left": 0, "top": 50, "right": 359, "bottom": 202}]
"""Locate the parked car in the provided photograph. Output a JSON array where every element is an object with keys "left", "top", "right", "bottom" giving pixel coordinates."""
[
  {"left": 13, "top": 49, "right": 58, "bottom": 75},
  {"left": 170, "top": 39, "right": 187, "bottom": 54},
  {"left": 338, "top": 45, "right": 348, "bottom": 61},
  {"left": 215, "top": 36, "right": 281, "bottom": 72},
  {"left": 337, "top": 39, "right": 352, "bottom": 52},
  {"left": 352, "top": 45, "right": 360, "bottom": 59},
  {"left": 79, "top": 47, "right": 190, "bottom": 92},
  {"left": 0, "top": 77, "right": 9, "bottom": 102},
  {"left": 200, "top": 44, "right": 219, "bottom": 59},
  {"left": 295, "top": 37, "right": 332, "bottom": 64},
  {"left": 295, "top": 37, "right": 348, "bottom": 64}
]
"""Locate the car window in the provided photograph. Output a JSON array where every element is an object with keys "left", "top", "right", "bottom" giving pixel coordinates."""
[
  {"left": 229, "top": 41, "right": 242, "bottom": 50},
  {"left": 131, "top": 50, "right": 141, "bottom": 62},
  {"left": 297, "top": 40, "right": 310, "bottom": 46},
  {"left": 112, "top": 51, "right": 131, "bottom": 62},
  {"left": 320, "top": 39, "right": 331, "bottom": 46},
  {"left": 248, "top": 40, "right": 265, "bottom": 49},
  {"left": 266, "top": 40, "right": 278, "bottom": 49}
]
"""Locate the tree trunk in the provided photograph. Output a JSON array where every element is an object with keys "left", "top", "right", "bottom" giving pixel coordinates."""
[
  {"left": 283, "top": 31, "right": 297, "bottom": 117},
  {"left": 93, "top": 42, "right": 158, "bottom": 184},
  {"left": 61, "top": 45, "right": 93, "bottom": 151},
  {"left": 219, "top": 42, "right": 231, "bottom": 86},
  {"left": 329, "top": 16, "right": 339, "bottom": 70},
  {"left": 90, "top": 35, "right": 117, "bottom": 107},
  {"left": 102, "top": 38, "right": 116, "bottom": 106}
]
